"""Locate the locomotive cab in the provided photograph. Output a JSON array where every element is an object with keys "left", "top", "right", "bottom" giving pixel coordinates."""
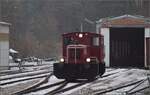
[{"left": 53, "top": 32, "right": 105, "bottom": 80}]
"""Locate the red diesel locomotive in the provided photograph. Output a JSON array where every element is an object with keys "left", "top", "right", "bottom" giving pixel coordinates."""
[{"left": 53, "top": 32, "right": 105, "bottom": 80}]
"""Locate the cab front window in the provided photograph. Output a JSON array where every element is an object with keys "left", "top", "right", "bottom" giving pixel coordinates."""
[{"left": 63, "top": 37, "right": 79, "bottom": 45}]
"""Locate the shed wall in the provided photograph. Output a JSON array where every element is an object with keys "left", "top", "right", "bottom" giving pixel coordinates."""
[
  {"left": 0, "top": 24, "right": 9, "bottom": 70},
  {"left": 100, "top": 27, "right": 150, "bottom": 68},
  {"left": 101, "top": 28, "right": 110, "bottom": 67},
  {"left": 97, "top": 15, "right": 150, "bottom": 68},
  {"left": 0, "top": 25, "right": 9, "bottom": 34}
]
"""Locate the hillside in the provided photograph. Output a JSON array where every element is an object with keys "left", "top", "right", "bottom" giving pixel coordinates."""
[{"left": 0, "top": 0, "right": 150, "bottom": 58}]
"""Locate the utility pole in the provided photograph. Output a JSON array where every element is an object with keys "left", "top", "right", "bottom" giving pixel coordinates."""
[
  {"left": 80, "top": 23, "right": 83, "bottom": 32},
  {"left": 0, "top": 0, "right": 1, "bottom": 20},
  {"left": 84, "top": 18, "right": 97, "bottom": 33},
  {"left": 80, "top": 18, "right": 97, "bottom": 33}
]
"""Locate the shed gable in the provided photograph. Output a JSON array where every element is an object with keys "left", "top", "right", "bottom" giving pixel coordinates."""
[
  {"left": 99, "top": 15, "right": 150, "bottom": 27},
  {"left": 109, "top": 17, "right": 144, "bottom": 25}
]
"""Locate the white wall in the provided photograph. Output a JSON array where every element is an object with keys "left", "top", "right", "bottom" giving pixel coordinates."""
[
  {"left": 0, "top": 24, "right": 9, "bottom": 70},
  {"left": 145, "top": 28, "right": 150, "bottom": 38},
  {"left": 101, "top": 28, "right": 110, "bottom": 67},
  {"left": 0, "top": 25, "right": 9, "bottom": 33},
  {"left": 0, "top": 41, "right": 9, "bottom": 66}
]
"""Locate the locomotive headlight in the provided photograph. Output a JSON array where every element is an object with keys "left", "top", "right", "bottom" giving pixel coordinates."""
[
  {"left": 60, "top": 58, "right": 64, "bottom": 62},
  {"left": 86, "top": 58, "right": 91, "bottom": 62},
  {"left": 79, "top": 33, "right": 83, "bottom": 38}
]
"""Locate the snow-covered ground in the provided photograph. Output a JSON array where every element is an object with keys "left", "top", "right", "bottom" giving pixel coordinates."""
[
  {"left": 0, "top": 61, "right": 55, "bottom": 95},
  {"left": 0, "top": 61, "right": 55, "bottom": 75},
  {"left": 70, "top": 68, "right": 150, "bottom": 95},
  {"left": 0, "top": 78, "right": 43, "bottom": 95},
  {"left": 0, "top": 61, "right": 150, "bottom": 95},
  {"left": 25, "top": 76, "right": 65, "bottom": 95}
]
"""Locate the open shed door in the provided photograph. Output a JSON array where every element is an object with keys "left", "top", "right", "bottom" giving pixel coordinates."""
[
  {"left": 146, "top": 38, "right": 150, "bottom": 67},
  {"left": 110, "top": 28, "right": 144, "bottom": 67}
]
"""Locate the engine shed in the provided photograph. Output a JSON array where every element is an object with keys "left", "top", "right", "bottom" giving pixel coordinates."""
[
  {"left": 0, "top": 22, "right": 10, "bottom": 70},
  {"left": 96, "top": 15, "right": 150, "bottom": 68}
]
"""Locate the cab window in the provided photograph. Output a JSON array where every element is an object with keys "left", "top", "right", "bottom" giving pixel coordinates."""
[
  {"left": 63, "top": 37, "right": 78, "bottom": 45},
  {"left": 92, "top": 36, "right": 99, "bottom": 46},
  {"left": 63, "top": 37, "right": 73, "bottom": 45}
]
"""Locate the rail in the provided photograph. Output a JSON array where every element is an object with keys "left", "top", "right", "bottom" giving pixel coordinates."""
[
  {"left": 125, "top": 74, "right": 150, "bottom": 95},
  {"left": 11, "top": 73, "right": 53, "bottom": 95},
  {"left": 93, "top": 79, "right": 144, "bottom": 95}
]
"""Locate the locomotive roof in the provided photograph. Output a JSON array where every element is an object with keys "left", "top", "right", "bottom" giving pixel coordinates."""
[{"left": 62, "top": 32, "right": 103, "bottom": 37}]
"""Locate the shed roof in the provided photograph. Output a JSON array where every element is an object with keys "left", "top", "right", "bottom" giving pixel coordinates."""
[
  {"left": 9, "top": 49, "right": 18, "bottom": 54},
  {"left": 97, "top": 15, "right": 150, "bottom": 28},
  {"left": 0, "top": 21, "right": 11, "bottom": 26}
]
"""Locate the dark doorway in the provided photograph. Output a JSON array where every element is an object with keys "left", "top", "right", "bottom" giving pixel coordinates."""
[
  {"left": 146, "top": 38, "right": 150, "bottom": 67},
  {"left": 110, "top": 28, "right": 144, "bottom": 67}
]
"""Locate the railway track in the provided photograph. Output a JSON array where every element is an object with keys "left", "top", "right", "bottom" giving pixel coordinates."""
[
  {"left": 92, "top": 69, "right": 130, "bottom": 84},
  {"left": 0, "top": 73, "right": 50, "bottom": 85},
  {"left": 0, "top": 64, "right": 53, "bottom": 76},
  {"left": 44, "top": 81, "right": 68, "bottom": 95},
  {"left": 11, "top": 73, "right": 53, "bottom": 95},
  {"left": 127, "top": 86, "right": 150, "bottom": 95},
  {"left": 24, "top": 80, "right": 66, "bottom": 93},
  {"left": 47, "top": 81, "right": 88, "bottom": 95},
  {"left": 0, "top": 70, "right": 24, "bottom": 76},
  {"left": 24, "top": 71, "right": 121, "bottom": 95},
  {"left": 0, "top": 65, "right": 50, "bottom": 75},
  {"left": 19, "top": 80, "right": 87, "bottom": 95},
  {"left": 1, "top": 68, "right": 148, "bottom": 95},
  {"left": 10, "top": 69, "right": 126, "bottom": 95},
  {"left": 93, "top": 79, "right": 145, "bottom": 95},
  {"left": 68, "top": 68, "right": 149, "bottom": 95},
  {"left": 100, "top": 79, "right": 149, "bottom": 95},
  {"left": 18, "top": 78, "right": 91, "bottom": 95},
  {"left": 0, "top": 69, "right": 52, "bottom": 81},
  {"left": 48, "top": 69, "right": 124, "bottom": 95}
]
